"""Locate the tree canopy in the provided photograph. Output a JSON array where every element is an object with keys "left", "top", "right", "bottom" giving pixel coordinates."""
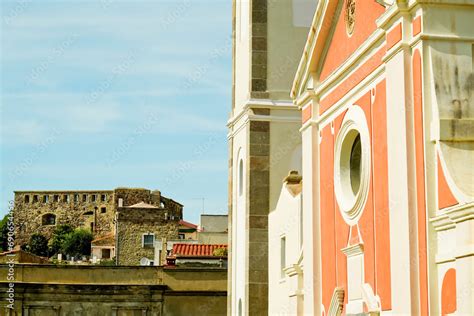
[
  {"left": 26, "top": 233, "right": 49, "bottom": 257},
  {"left": 61, "top": 229, "right": 93, "bottom": 258},
  {"left": 48, "top": 224, "right": 74, "bottom": 255}
]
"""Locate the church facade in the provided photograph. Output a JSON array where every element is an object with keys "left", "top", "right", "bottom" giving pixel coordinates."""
[{"left": 230, "top": 0, "right": 473, "bottom": 315}]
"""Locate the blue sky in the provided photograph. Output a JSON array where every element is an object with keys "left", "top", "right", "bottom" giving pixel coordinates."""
[{"left": 0, "top": 0, "right": 232, "bottom": 224}]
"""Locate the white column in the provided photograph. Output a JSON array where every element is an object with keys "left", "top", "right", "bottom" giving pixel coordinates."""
[
  {"left": 385, "top": 44, "right": 419, "bottom": 314},
  {"left": 301, "top": 115, "right": 322, "bottom": 316}
]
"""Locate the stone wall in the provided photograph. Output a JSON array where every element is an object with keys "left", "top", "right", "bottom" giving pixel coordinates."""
[
  {"left": 13, "top": 188, "right": 183, "bottom": 250},
  {"left": 114, "top": 188, "right": 157, "bottom": 206},
  {"left": 247, "top": 119, "right": 270, "bottom": 314},
  {"left": 13, "top": 190, "right": 115, "bottom": 245},
  {"left": 117, "top": 208, "right": 179, "bottom": 265},
  {"left": 0, "top": 265, "right": 227, "bottom": 316}
]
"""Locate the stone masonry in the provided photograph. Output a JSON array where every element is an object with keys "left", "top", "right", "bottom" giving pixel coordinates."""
[
  {"left": 247, "top": 119, "right": 270, "bottom": 313},
  {"left": 13, "top": 188, "right": 183, "bottom": 249},
  {"left": 116, "top": 204, "right": 181, "bottom": 266}
]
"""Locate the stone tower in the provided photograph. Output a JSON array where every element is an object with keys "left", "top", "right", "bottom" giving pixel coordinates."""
[{"left": 228, "top": 1, "right": 316, "bottom": 314}]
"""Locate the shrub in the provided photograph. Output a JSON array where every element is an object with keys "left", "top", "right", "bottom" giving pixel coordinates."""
[
  {"left": 48, "top": 224, "right": 74, "bottom": 255},
  {"left": 0, "top": 215, "right": 12, "bottom": 252},
  {"left": 212, "top": 247, "right": 228, "bottom": 257},
  {"left": 61, "top": 229, "right": 93, "bottom": 258},
  {"left": 27, "top": 233, "right": 49, "bottom": 257},
  {"left": 99, "top": 258, "right": 116, "bottom": 266}
]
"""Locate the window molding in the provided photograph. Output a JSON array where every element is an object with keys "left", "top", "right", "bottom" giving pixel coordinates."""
[
  {"left": 334, "top": 105, "right": 371, "bottom": 226},
  {"left": 142, "top": 233, "right": 155, "bottom": 248}
]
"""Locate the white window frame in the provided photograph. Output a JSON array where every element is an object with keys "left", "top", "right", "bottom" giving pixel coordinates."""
[{"left": 142, "top": 233, "right": 155, "bottom": 248}]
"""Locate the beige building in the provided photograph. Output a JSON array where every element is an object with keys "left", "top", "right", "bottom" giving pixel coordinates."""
[
  {"left": 178, "top": 220, "right": 198, "bottom": 240},
  {"left": 228, "top": 0, "right": 315, "bottom": 314},
  {"left": 0, "top": 264, "right": 226, "bottom": 315},
  {"left": 13, "top": 188, "right": 184, "bottom": 266},
  {"left": 198, "top": 214, "right": 228, "bottom": 244},
  {"left": 116, "top": 201, "right": 181, "bottom": 266},
  {"left": 231, "top": 0, "right": 474, "bottom": 315},
  {"left": 13, "top": 188, "right": 182, "bottom": 246},
  {"left": 268, "top": 171, "right": 303, "bottom": 315},
  {"left": 91, "top": 233, "right": 115, "bottom": 261}
]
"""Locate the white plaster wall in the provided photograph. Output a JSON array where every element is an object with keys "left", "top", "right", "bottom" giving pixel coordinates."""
[
  {"left": 269, "top": 184, "right": 302, "bottom": 315},
  {"left": 230, "top": 122, "right": 248, "bottom": 315},
  {"left": 267, "top": 0, "right": 315, "bottom": 99},
  {"left": 270, "top": 120, "right": 302, "bottom": 212},
  {"left": 234, "top": 0, "right": 251, "bottom": 113}
]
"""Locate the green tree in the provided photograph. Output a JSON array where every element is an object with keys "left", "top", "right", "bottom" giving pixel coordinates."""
[
  {"left": 61, "top": 229, "right": 93, "bottom": 258},
  {"left": 212, "top": 247, "right": 228, "bottom": 257},
  {"left": 27, "top": 233, "right": 49, "bottom": 257},
  {"left": 0, "top": 215, "right": 11, "bottom": 251},
  {"left": 49, "top": 224, "right": 74, "bottom": 255}
]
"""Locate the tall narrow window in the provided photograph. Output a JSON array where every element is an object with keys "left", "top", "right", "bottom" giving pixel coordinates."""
[
  {"left": 43, "top": 195, "right": 49, "bottom": 203},
  {"left": 238, "top": 159, "right": 244, "bottom": 196},
  {"left": 91, "top": 194, "right": 97, "bottom": 202},
  {"left": 101, "top": 194, "right": 107, "bottom": 202},
  {"left": 33, "top": 195, "right": 38, "bottom": 203},
  {"left": 53, "top": 195, "right": 59, "bottom": 203},
  {"left": 280, "top": 236, "right": 286, "bottom": 279},
  {"left": 24, "top": 195, "right": 30, "bottom": 203},
  {"left": 82, "top": 194, "right": 87, "bottom": 202},
  {"left": 74, "top": 194, "right": 79, "bottom": 203},
  {"left": 63, "top": 194, "right": 70, "bottom": 203}
]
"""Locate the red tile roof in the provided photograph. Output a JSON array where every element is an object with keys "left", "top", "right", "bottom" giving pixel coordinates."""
[
  {"left": 171, "top": 244, "right": 227, "bottom": 258},
  {"left": 179, "top": 220, "right": 198, "bottom": 229},
  {"left": 91, "top": 233, "right": 115, "bottom": 246}
]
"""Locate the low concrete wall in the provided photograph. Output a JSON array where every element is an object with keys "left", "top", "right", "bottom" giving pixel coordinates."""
[
  {"left": 0, "top": 251, "right": 49, "bottom": 265},
  {"left": 0, "top": 264, "right": 227, "bottom": 315}
]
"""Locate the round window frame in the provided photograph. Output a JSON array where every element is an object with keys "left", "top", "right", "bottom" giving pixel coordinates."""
[{"left": 334, "top": 105, "right": 371, "bottom": 226}]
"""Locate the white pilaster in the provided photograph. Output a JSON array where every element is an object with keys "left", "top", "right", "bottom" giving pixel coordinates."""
[
  {"left": 385, "top": 41, "right": 419, "bottom": 315},
  {"left": 301, "top": 112, "right": 322, "bottom": 316}
]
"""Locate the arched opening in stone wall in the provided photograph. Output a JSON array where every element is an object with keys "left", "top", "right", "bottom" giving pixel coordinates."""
[{"left": 42, "top": 214, "right": 56, "bottom": 226}]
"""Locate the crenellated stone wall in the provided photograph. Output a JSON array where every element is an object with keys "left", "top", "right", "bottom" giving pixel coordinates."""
[
  {"left": 13, "top": 190, "right": 115, "bottom": 245},
  {"left": 13, "top": 188, "right": 183, "bottom": 250}
]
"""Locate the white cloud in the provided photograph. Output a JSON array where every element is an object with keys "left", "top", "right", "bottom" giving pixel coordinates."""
[
  {"left": 1, "top": 94, "right": 124, "bottom": 144},
  {"left": 1, "top": 119, "right": 49, "bottom": 145}
]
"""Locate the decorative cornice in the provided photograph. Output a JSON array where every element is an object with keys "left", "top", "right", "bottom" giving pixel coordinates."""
[
  {"left": 227, "top": 99, "right": 298, "bottom": 127},
  {"left": 430, "top": 202, "right": 474, "bottom": 231},
  {"left": 284, "top": 264, "right": 303, "bottom": 277},
  {"left": 328, "top": 287, "right": 345, "bottom": 316},
  {"left": 430, "top": 214, "right": 455, "bottom": 232},
  {"left": 341, "top": 242, "right": 364, "bottom": 257}
]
